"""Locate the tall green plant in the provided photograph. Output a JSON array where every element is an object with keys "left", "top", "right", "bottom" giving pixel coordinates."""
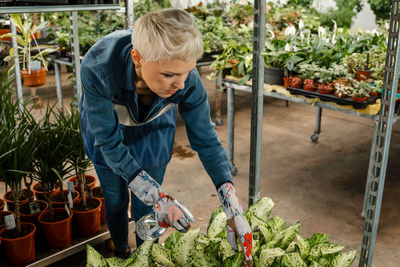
[
  {"left": 1, "top": 14, "right": 56, "bottom": 71},
  {"left": 0, "top": 66, "right": 38, "bottom": 233},
  {"left": 55, "top": 102, "right": 91, "bottom": 207},
  {"left": 31, "top": 105, "right": 74, "bottom": 214}
]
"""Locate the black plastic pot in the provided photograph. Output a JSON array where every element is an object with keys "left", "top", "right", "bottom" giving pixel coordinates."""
[{"left": 264, "top": 67, "right": 284, "bottom": 85}]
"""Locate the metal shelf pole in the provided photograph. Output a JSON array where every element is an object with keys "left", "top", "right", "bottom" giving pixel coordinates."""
[
  {"left": 359, "top": 1, "right": 400, "bottom": 265},
  {"left": 70, "top": 12, "right": 82, "bottom": 102},
  {"left": 248, "top": 0, "right": 266, "bottom": 206}
]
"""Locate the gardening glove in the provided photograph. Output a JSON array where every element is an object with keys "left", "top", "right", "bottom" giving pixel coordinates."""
[
  {"left": 218, "top": 182, "right": 253, "bottom": 267},
  {"left": 129, "top": 170, "right": 195, "bottom": 232}
]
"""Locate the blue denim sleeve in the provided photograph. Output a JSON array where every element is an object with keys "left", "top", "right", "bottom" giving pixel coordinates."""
[
  {"left": 178, "top": 69, "right": 233, "bottom": 188},
  {"left": 81, "top": 55, "right": 141, "bottom": 182}
]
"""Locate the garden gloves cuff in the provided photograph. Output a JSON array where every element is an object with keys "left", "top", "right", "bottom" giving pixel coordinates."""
[
  {"left": 129, "top": 170, "right": 195, "bottom": 232},
  {"left": 218, "top": 182, "right": 253, "bottom": 266}
]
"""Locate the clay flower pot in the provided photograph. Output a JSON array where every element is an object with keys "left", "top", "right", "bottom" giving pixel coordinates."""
[
  {"left": 3, "top": 189, "right": 34, "bottom": 212},
  {"left": 52, "top": 190, "right": 80, "bottom": 208},
  {"left": 283, "top": 77, "right": 290, "bottom": 88},
  {"left": 0, "top": 199, "right": 4, "bottom": 211},
  {"left": 352, "top": 95, "right": 368, "bottom": 102},
  {"left": 317, "top": 83, "right": 334, "bottom": 94},
  {"left": 303, "top": 79, "right": 316, "bottom": 92},
  {"left": 356, "top": 69, "right": 373, "bottom": 82},
  {"left": 289, "top": 76, "right": 303, "bottom": 88},
  {"left": 369, "top": 91, "right": 379, "bottom": 97},
  {"left": 68, "top": 174, "right": 97, "bottom": 195},
  {"left": 38, "top": 208, "right": 73, "bottom": 249},
  {"left": 20, "top": 68, "right": 47, "bottom": 87},
  {"left": 0, "top": 222, "right": 36, "bottom": 267},
  {"left": 72, "top": 197, "right": 101, "bottom": 237},
  {"left": 20, "top": 200, "right": 48, "bottom": 228},
  {"left": 92, "top": 186, "right": 106, "bottom": 224}
]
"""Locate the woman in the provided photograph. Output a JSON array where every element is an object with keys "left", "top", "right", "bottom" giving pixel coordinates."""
[{"left": 79, "top": 8, "right": 253, "bottom": 265}]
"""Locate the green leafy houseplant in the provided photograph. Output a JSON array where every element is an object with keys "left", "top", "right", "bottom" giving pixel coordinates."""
[
  {"left": 87, "top": 197, "right": 356, "bottom": 267},
  {"left": 56, "top": 102, "right": 92, "bottom": 207},
  {"left": 1, "top": 14, "right": 55, "bottom": 72},
  {"left": 0, "top": 65, "right": 38, "bottom": 234},
  {"left": 31, "top": 105, "right": 74, "bottom": 215}
]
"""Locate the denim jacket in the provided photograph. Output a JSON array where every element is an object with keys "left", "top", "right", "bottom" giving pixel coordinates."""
[{"left": 79, "top": 30, "right": 232, "bottom": 188}]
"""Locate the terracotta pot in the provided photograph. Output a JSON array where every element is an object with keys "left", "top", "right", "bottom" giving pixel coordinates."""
[
  {"left": 0, "top": 211, "right": 15, "bottom": 229},
  {"left": 3, "top": 189, "right": 34, "bottom": 212},
  {"left": 369, "top": 91, "right": 379, "bottom": 97},
  {"left": 0, "top": 222, "right": 36, "bottom": 267},
  {"left": 32, "top": 182, "right": 60, "bottom": 201},
  {"left": 352, "top": 95, "right": 368, "bottom": 102},
  {"left": 283, "top": 77, "right": 290, "bottom": 88},
  {"left": 92, "top": 186, "right": 106, "bottom": 224},
  {"left": 20, "top": 200, "right": 48, "bottom": 228},
  {"left": 0, "top": 199, "right": 4, "bottom": 211},
  {"left": 0, "top": 29, "right": 11, "bottom": 42},
  {"left": 52, "top": 190, "right": 80, "bottom": 209},
  {"left": 289, "top": 76, "right": 303, "bottom": 88},
  {"left": 303, "top": 79, "right": 316, "bottom": 92},
  {"left": 356, "top": 69, "right": 373, "bottom": 82},
  {"left": 68, "top": 174, "right": 97, "bottom": 194},
  {"left": 72, "top": 197, "right": 101, "bottom": 237},
  {"left": 20, "top": 68, "right": 47, "bottom": 87},
  {"left": 38, "top": 208, "right": 73, "bottom": 249}
]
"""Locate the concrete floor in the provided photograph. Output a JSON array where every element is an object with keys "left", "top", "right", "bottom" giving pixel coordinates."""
[{"left": 1, "top": 66, "right": 400, "bottom": 266}]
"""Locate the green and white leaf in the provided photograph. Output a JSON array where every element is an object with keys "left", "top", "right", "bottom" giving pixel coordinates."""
[
  {"left": 278, "top": 222, "right": 300, "bottom": 249},
  {"left": 86, "top": 245, "right": 108, "bottom": 267},
  {"left": 307, "top": 233, "right": 330, "bottom": 245},
  {"left": 222, "top": 253, "right": 244, "bottom": 267},
  {"left": 164, "top": 230, "right": 182, "bottom": 250},
  {"left": 332, "top": 250, "right": 357, "bottom": 267},
  {"left": 320, "top": 243, "right": 344, "bottom": 256},
  {"left": 258, "top": 247, "right": 285, "bottom": 266},
  {"left": 296, "top": 234, "right": 311, "bottom": 260},
  {"left": 150, "top": 244, "right": 174, "bottom": 267},
  {"left": 281, "top": 252, "right": 307, "bottom": 267},
  {"left": 244, "top": 197, "right": 274, "bottom": 222},
  {"left": 172, "top": 228, "right": 200, "bottom": 266},
  {"left": 207, "top": 209, "right": 227, "bottom": 238},
  {"left": 129, "top": 240, "right": 154, "bottom": 267}
]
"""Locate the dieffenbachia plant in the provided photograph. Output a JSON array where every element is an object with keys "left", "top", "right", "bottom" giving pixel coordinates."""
[{"left": 86, "top": 197, "right": 356, "bottom": 267}]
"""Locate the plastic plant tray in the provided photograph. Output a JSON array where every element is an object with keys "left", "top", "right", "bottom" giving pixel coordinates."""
[{"left": 286, "top": 87, "right": 380, "bottom": 109}]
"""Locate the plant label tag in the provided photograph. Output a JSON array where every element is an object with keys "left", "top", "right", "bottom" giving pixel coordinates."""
[
  {"left": 4, "top": 214, "right": 16, "bottom": 230},
  {"left": 67, "top": 181, "right": 75, "bottom": 193},
  {"left": 29, "top": 202, "right": 41, "bottom": 214},
  {"left": 67, "top": 191, "right": 73, "bottom": 208},
  {"left": 64, "top": 204, "right": 70, "bottom": 217}
]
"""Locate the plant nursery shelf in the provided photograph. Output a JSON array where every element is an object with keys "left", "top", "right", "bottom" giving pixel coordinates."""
[{"left": 24, "top": 220, "right": 135, "bottom": 267}]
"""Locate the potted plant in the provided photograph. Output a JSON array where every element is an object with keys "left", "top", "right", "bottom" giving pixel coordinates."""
[
  {"left": 342, "top": 52, "right": 373, "bottom": 82},
  {"left": 313, "top": 66, "right": 334, "bottom": 94},
  {"left": 32, "top": 106, "right": 75, "bottom": 249},
  {"left": 0, "top": 66, "right": 38, "bottom": 266},
  {"left": 351, "top": 81, "right": 371, "bottom": 102},
  {"left": 57, "top": 102, "right": 101, "bottom": 237},
  {"left": 0, "top": 14, "right": 56, "bottom": 87},
  {"left": 298, "top": 62, "right": 318, "bottom": 91}
]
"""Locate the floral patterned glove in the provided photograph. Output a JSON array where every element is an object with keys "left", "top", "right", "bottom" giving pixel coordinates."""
[
  {"left": 218, "top": 182, "right": 253, "bottom": 266},
  {"left": 129, "top": 170, "right": 194, "bottom": 231}
]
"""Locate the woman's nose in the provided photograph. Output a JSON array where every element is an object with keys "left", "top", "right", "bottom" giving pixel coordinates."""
[{"left": 173, "top": 75, "right": 186, "bottom": 90}]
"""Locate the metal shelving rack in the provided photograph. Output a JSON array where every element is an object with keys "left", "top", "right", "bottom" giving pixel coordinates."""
[{"left": 242, "top": 1, "right": 400, "bottom": 266}]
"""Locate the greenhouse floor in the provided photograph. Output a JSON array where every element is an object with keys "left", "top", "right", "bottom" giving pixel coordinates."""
[{"left": 2, "top": 66, "right": 400, "bottom": 266}]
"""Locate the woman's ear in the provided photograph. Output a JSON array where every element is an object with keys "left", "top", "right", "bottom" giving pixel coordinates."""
[{"left": 131, "top": 49, "right": 142, "bottom": 66}]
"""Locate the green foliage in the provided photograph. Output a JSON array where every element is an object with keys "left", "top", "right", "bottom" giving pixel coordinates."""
[
  {"left": 134, "top": 0, "right": 172, "bottom": 18},
  {"left": 286, "top": 0, "right": 314, "bottom": 8},
  {"left": 368, "top": 0, "right": 392, "bottom": 20},
  {"left": 1, "top": 14, "right": 56, "bottom": 70},
  {"left": 86, "top": 197, "right": 357, "bottom": 267}
]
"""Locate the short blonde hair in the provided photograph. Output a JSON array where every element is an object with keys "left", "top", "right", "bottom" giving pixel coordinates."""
[{"left": 132, "top": 8, "right": 203, "bottom": 62}]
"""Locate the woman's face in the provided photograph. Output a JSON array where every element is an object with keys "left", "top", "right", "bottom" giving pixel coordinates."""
[{"left": 136, "top": 56, "right": 197, "bottom": 98}]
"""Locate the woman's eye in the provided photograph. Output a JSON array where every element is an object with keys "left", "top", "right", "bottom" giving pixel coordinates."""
[{"left": 162, "top": 73, "right": 174, "bottom": 78}]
